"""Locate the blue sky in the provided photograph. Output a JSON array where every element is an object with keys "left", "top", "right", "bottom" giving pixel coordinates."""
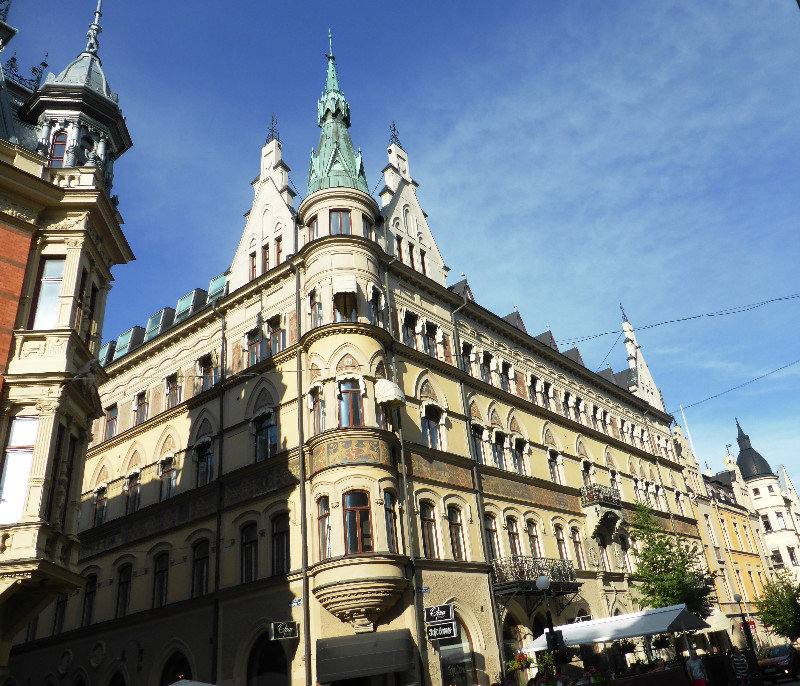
[{"left": 12, "top": 1, "right": 800, "bottom": 484}]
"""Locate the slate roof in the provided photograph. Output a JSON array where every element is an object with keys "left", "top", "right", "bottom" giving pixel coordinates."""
[
  {"left": 562, "top": 347, "right": 584, "bottom": 366},
  {"left": 534, "top": 330, "right": 558, "bottom": 351},
  {"left": 735, "top": 420, "right": 773, "bottom": 480},
  {"left": 448, "top": 279, "right": 474, "bottom": 301},
  {"left": 502, "top": 311, "right": 526, "bottom": 333}
]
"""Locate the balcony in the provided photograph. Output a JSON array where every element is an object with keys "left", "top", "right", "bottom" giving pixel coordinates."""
[
  {"left": 491, "top": 556, "right": 581, "bottom": 615},
  {"left": 580, "top": 484, "right": 621, "bottom": 507}
]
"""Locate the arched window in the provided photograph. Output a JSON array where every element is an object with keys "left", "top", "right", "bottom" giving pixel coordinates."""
[
  {"left": 527, "top": 520, "right": 541, "bottom": 557},
  {"left": 420, "top": 501, "right": 439, "bottom": 559},
  {"left": 570, "top": 528, "right": 586, "bottom": 570},
  {"left": 192, "top": 540, "right": 210, "bottom": 597},
  {"left": 153, "top": 552, "right": 169, "bottom": 608},
  {"left": 581, "top": 461, "right": 592, "bottom": 488},
  {"left": 384, "top": 491, "right": 398, "bottom": 553},
  {"left": 554, "top": 525, "right": 568, "bottom": 560},
  {"left": 610, "top": 470, "right": 622, "bottom": 497},
  {"left": 547, "top": 450, "right": 561, "bottom": 485},
  {"left": 116, "top": 564, "right": 132, "bottom": 618},
  {"left": 253, "top": 411, "right": 278, "bottom": 461},
  {"left": 491, "top": 432, "right": 506, "bottom": 470},
  {"left": 195, "top": 439, "right": 213, "bottom": 487},
  {"left": 507, "top": 517, "right": 521, "bottom": 556},
  {"left": 125, "top": 470, "right": 141, "bottom": 515},
  {"left": 438, "top": 620, "right": 477, "bottom": 686},
  {"left": 241, "top": 523, "right": 258, "bottom": 583},
  {"left": 271, "top": 513, "right": 290, "bottom": 575},
  {"left": 421, "top": 405, "right": 441, "bottom": 450},
  {"left": 596, "top": 533, "right": 610, "bottom": 571},
  {"left": 338, "top": 379, "right": 363, "bottom": 427},
  {"left": 48, "top": 131, "right": 68, "bottom": 168},
  {"left": 484, "top": 514, "right": 500, "bottom": 560},
  {"left": 82, "top": 573, "right": 97, "bottom": 626},
  {"left": 470, "top": 424, "right": 485, "bottom": 464},
  {"left": 247, "top": 633, "right": 289, "bottom": 686},
  {"left": 510, "top": 438, "right": 525, "bottom": 475},
  {"left": 318, "top": 497, "right": 331, "bottom": 560},
  {"left": 159, "top": 652, "right": 193, "bottom": 686},
  {"left": 448, "top": 506, "right": 465, "bottom": 561},
  {"left": 344, "top": 491, "right": 372, "bottom": 554}
]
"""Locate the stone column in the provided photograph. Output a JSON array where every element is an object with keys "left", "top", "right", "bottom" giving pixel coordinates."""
[
  {"left": 64, "top": 121, "right": 80, "bottom": 167},
  {"left": 23, "top": 402, "right": 59, "bottom": 522},
  {"left": 60, "top": 237, "right": 84, "bottom": 329},
  {"left": 36, "top": 119, "right": 52, "bottom": 156},
  {"left": 88, "top": 279, "right": 111, "bottom": 353}
]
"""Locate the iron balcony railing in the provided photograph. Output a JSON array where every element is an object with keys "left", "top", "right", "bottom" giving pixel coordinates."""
[
  {"left": 580, "top": 484, "right": 621, "bottom": 507},
  {"left": 491, "top": 555, "right": 576, "bottom": 585}
]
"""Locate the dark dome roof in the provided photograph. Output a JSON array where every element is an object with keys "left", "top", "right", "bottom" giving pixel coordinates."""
[{"left": 735, "top": 420, "right": 773, "bottom": 480}]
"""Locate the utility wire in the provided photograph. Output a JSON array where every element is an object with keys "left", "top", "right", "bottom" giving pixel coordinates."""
[
  {"left": 669, "top": 357, "right": 800, "bottom": 413},
  {"left": 595, "top": 332, "right": 623, "bottom": 372},
  {"left": 556, "top": 292, "right": 800, "bottom": 346}
]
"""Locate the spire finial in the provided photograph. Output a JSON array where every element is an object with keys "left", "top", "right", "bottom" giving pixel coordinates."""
[
  {"left": 620, "top": 302, "right": 629, "bottom": 323},
  {"left": 389, "top": 120, "right": 402, "bottom": 148},
  {"left": 0, "top": 0, "right": 13, "bottom": 24},
  {"left": 85, "top": 0, "right": 103, "bottom": 56},
  {"left": 328, "top": 28, "right": 333, "bottom": 58},
  {"left": 266, "top": 113, "right": 279, "bottom": 143}
]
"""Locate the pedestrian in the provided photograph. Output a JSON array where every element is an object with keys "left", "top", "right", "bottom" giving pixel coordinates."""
[
  {"left": 686, "top": 649, "right": 708, "bottom": 686},
  {"left": 731, "top": 646, "right": 749, "bottom": 684}
]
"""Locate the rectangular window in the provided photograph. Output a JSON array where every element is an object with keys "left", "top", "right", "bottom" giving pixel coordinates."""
[
  {"left": 777, "top": 511, "right": 786, "bottom": 529},
  {"left": 153, "top": 553, "right": 169, "bottom": 608},
  {"left": 396, "top": 236, "right": 403, "bottom": 263},
  {"left": 330, "top": 210, "right": 351, "bottom": 235},
  {"left": 471, "top": 424, "right": 485, "bottom": 464},
  {"left": 344, "top": 491, "right": 373, "bottom": 554},
  {"left": 105, "top": 405, "right": 118, "bottom": 441},
  {"left": 318, "top": 497, "right": 331, "bottom": 560},
  {"left": 507, "top": 518, "right": 522, "bottom": 556},
  {"left": 422, "top": 323, "right": 437, "bottom": 358},
  {"left": 362, "top": 216, "right": 372, "bottom": 240},
  {"left": 311, "top": 391, "right": 325, "bottom": 435},
  {"left": 60, "top": 435, "right": 77, "bottom": 530},
  {"left": 254, "top": 413, "right": 279, "bottom": 461},
  {"left": 491, "top": 435, "right": 506, "bottom": 470},
  {"left": 461, "top": 343, "right": 473, "bottom": 374},
  {"left": 448, "top": 507, "right": 465, "bottom": 561},
  {"left": 192, "top": 542, "right": 210, "bottom": 597},
  {"left": 772, "top": 549, "right": 784, "bottom": 567},
  {"left": 479, "top": 354, "right": 492, "bottom": 384},
  {"left": 333, "top": 293, "right": 358, "bottom": 323},
  {"left": 125, "top": 472, "right": 140, "bottom": 515},
  {"left": 249, "top": 252, "right": 257, "bottom": 281},
  {"left": 30, "top": 258, "right": 65, "bottom": 330},
  {"left": 199, "top": 356, "right": 214, "bottom": 392},
  {"left": 262, "top": 244, "right": 269, "bottom": 273},
  {"left": 160, "top": 457, "right": 176, "bottom": 501},
  {"left": 241, "top": 524, "right": 258, "bottom": 583},
  {"left": 338, "top": 379, "right": 363, "bottom": 428},
  {"left": 52, "top": 593, "right": 67, "bottom": 635},
  {"left": 166, "top": 374, "right": 180, "bottom": 409},
  {"left": 134, "top": 391, "right": 148, "bottom": 426},
  {"left": 83, "top": 283, "right": 98, "bottom": 345},
  {"left": 93, "top": 486, "right": 107, "bottom": 526},
  {"left": 272, "top": 514, "right": 290, "bottom": 574},
  {"left": 310, "top": 291, "right": 323, "bottom": 329},
  {"left": 268, "top": 316, "right": 285, "bottom": 355},
  {"left": 275, "top": 237, "right": 283, "bottom": 265},
  {"left": 247, "top": 330, "right": 260, "bottom": 366},
  {"left": 116, "top": 565, "right": 132, "bottom": 618},
  {"left": 421, "top": 405, "right": 441, "bottom": 450},
  {"left": 45, "top": 424, "right": 65, "bottom": 524},
  {"left": 762, "top": 515, "right": 772, "bottom": 533},
  {"left": 420, "top": 250, "right": 427, "bottom": 276},
  {"left": 385, "top": 492, "right": 399, "bottom": 554},
  {"left": 527, "top": 520, "right": 541, "bottom": 557},
  {"left": 789, "top": 547, "right": 798, "bottom": 565},
  {"left": 74, "top": 268, "right": 88, "bottom": 332},
  {"left": 500, "top": 363, "right": 510, "bottom": 393},
  {"left": 196, "top": 442, "right": 213, "bottom": 487},
  {"left": 402, "top": 313, "right": 417, "bottom": 349},
  {"left": 408, "top": 245, "right": 415, "bottom": 270},
  {"left": 310, "top": 216, "right": 319, "bottom": 240},
  {"left": 420, "top": 502, "right": 439, "bottom": 559}
]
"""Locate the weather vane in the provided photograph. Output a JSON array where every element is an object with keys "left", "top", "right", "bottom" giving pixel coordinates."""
[
  {"left": 389, "top": 120, "right": 402, "bottom": 147},
  {"left": 266, "top": 114, "right": 279, "bottom": 143}
]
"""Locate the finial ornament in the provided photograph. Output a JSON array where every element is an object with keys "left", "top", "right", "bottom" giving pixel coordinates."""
[
  {"left": 266, "top": 113, "right": 279, "bottom": 143},
  {"left": 620, "top": 302, "right": 629, "bottom": 323},
  {"left": 85, "top": 0, "right": 103, "bottom": 56},
  {"left": 389, "top": 120, "right": 402, "bottom": 147},
  {"left": 0, "top": 0, "right": 12, "bottom": 23},
  {"left": 328, "top": 28, "right": 333, "bottom": 58}
]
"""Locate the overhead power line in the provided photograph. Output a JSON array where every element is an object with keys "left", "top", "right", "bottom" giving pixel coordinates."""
[
  {"left": 670, "top": 357, "right": 800, "bottom": 414},
  {"left": 556, "top": 292, "right": 800, "bottom": 346}
]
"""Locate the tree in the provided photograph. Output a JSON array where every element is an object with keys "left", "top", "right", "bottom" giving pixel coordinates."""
[
  {"left": 756, "top": 571, "right": 800, "bottom": 641},
  {"left": 628, "top": 504, "right": 715, "bottom": 618}
]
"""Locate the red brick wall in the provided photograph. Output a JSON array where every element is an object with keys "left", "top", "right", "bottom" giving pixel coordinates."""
[{"left": 0, "top": 221, "right": 33, "bottom": 394}]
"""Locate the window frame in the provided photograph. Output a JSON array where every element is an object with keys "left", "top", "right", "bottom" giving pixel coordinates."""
[
  {"left": 195, "top": 440, "right": 213, "bottom": 487},
  {"left": 105, "top": 405, "right": 117, "bottom": 441},
  {"left": 116, "top": 564, "right": 133, "bottom": 618},
  {"left": 124, "top": 472, "right": 140, "bottom": 515},
  {"left": 420, "top": 500, "right": 439, "bottom": 559},
  {"left": 48, "top": 130, "right": 68, "bottom": 168},
  {"left": 153, "top": 552, "right": 169, "bottom": 608},
  {"left": 421, "top": 405, "right": 441, "bottom": 450},
  {"left": 253, "top": 411, "right": 278, "bottom": 461},
  {"left": 330, "top": 209, "right": 351, "bottom": 236},
  {"left": 527, "top": 520, "right": 541, "bottom": 557},
  {"left": 192, "top": 540, "right": 210, "bottom": 597},
  {"left": 241, "top": 522, "right": 258, "bottom": 583},
  {"left": 384, "top": 491, "right": 399, "bottom": 554},
  {"left": 448, "top": 506, "right": 466, "bottom": 561},
  {"left": 318, "top": 497, "right": 331, "bottom": 560},
  {"left": 343, "top": 491, "right": 373, "bottom": 555},
  {"left": 82, "top": 574, "right": 97, "bottom": 626},
  {"left": 338, "top": 379, "right": 364, "bottom": 428},
  {"left": 484, "top": 514, "right": 500, "bottom": 560},
  {"left": 507, "top": 517, "right": 521, "bottom": 556}
]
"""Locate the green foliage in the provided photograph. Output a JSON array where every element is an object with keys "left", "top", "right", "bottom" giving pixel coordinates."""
[
  {"left": 628, "top": 503, "right": 715, "bottom": 618},
  {"left": 756, "top": 571, "right": 800, "bottom": 641}
]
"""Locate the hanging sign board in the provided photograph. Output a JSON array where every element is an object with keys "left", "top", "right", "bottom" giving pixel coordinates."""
[
  {"left": 426, "top": 620, "right": 457, "bottom": 641},
  {"left": 424, "top": 604, "right": 454, "bottom": 624},
  {"left": 269, "top": 621, "right": 299, "bottom": 640}
]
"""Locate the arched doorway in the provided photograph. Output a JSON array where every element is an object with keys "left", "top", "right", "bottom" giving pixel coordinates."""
[
  {"left": 247, "top": 634, "right": 289, "bottom": 686},
  {"left": 160, "top": 652, "right": 193, "bottom": 686},
  {"left": 438, "top": 620, "right": 478, "bottom": 686}
]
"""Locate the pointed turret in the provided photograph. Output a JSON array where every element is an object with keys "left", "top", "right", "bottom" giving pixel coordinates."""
[
  {"left": 18, "top": 0, "right": 131, "bottom": 190},
  {"left": 735, "top": 420, "right": 773, "bottom": 480},
  {"left": 306, "top": 31, "right": 369, "bottom": 196},
  {"left": 616, "top": 307, "right": 666, "bottom": 411}
]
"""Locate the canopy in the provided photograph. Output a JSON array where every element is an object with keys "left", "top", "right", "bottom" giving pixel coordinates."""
[
  {"left": 317, "top": 629, "right": 415, "bottom": 682},
  {"left": 375, "top": 379, "right": 406, "bottom": 407},
  {"left": 523, "top": 604, "right": 709, "bottom": 651}
]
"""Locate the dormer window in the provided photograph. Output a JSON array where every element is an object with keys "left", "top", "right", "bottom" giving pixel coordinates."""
[
  {"left": 330, "top": 210, "right": 351, "bottom": 235},
  {"left": 48, "top": 131, "right": 68, "bottom": 168}
]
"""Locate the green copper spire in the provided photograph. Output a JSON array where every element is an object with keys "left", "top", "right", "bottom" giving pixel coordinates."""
[{"left": 307, "top": 31, "right": 369, "bottom": 196}]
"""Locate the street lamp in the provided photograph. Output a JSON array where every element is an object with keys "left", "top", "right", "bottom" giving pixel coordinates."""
[
  {"left": 536, "top": 575, "right": 560, "bottom": 674},
  {"left": 733, "top": 593, "right": 756, "bottom": 656}
]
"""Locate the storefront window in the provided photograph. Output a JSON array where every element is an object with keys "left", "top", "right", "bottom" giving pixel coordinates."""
[{"left": 439, "top": 620, "right": 477, "bottom": 686}]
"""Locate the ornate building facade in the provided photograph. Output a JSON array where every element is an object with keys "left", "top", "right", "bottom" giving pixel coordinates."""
[
  {"left": 0, "top": 0, "right": 132, "bottom": 675},
  {"left": 0, "top": 9, "right": 726, "bottom": 686}
]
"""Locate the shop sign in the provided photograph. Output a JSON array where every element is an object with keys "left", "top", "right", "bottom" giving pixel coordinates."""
[
  {"left": 424, "top": 603, "right": 454, "bottom": 623},
  {"left": 269, "top": 621, "right": 299, "bottom": 640},
  {"left": 417, "top": 586, "right": 431, "bottom": 594},
  {"left": 426, "top": 620, "right": 457, "bottom": 640},
  {"left": 739, "top": 621, "right": 756, "bottom": 632},
  {"left": 289, "top": 598, "right": 302, "bottom": 607}
]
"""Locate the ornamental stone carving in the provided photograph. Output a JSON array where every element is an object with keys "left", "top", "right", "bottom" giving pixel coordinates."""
[{"left": 0, "top": 194, "right": 38, "bottom": 222}]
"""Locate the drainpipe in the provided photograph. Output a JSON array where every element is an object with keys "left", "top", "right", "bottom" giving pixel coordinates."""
[
  {"left": 380, "top": 252, "right": 428, "bottom": 684},
  {"left": 210, "top": 302, "right": 226, "bottom": 683},
  {"left": 289, "top": 255, "right": 312, "bottom": 686},
  {"left": 448, "top": 296, "right": 506, "bottom": 680}
]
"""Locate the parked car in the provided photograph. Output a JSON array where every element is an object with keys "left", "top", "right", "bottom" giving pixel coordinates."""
[{"left": 758, "top": 644, "right": 800, "bottom": 683}]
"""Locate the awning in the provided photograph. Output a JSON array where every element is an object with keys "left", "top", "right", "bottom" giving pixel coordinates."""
[
  {"left": 524, "top": 604, "right": 709, "bottom": 651},
  {"left": 317, "top": 628, "right": 415, "bottom": 682},
  {"left": 332, "top": 274, "right": 358, "bottom": 295},
  {"left": 375, "top": 378, "right": 406, "bottom": 407}
]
